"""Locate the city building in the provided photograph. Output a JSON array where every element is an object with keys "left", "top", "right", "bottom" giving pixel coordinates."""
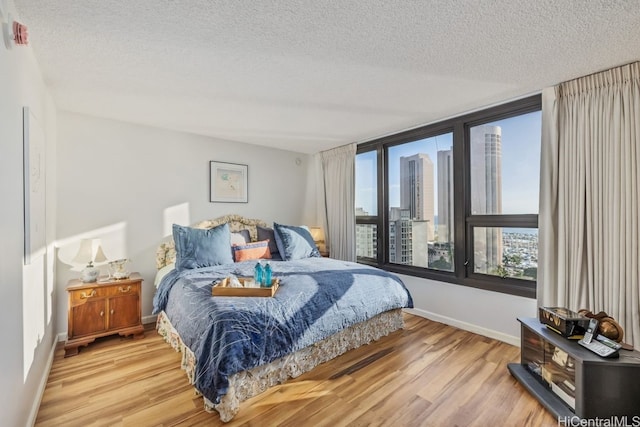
[
  {"left": 411, "top": 220, "right": 430, "bottom": 267},
  {"left": 436, "top": 149, "right": 454, "bottom": 243},
  {"left": 355, "top": 208, "right": 377, "bottom": 258},
  {"left": 400, "top": 153, "right": 434, "bottom": 240},
  {"left": 389, "top": 207, "right": 413, "bottom": 264},
  {"left": 470, "top": 125, "right": 503, "bottom": 273}
]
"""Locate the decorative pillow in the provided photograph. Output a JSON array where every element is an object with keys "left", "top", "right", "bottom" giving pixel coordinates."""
[
  {"left": 257, "top": 226, "right": 279, "bottom": 257},
  {"left": 230, "top": 230, "right": 251, "bottom": 246},
  {"left": 273, "top": 222, "right": 321, "bottom": 261},
  {"left": 232, "top": 240, "right": 272, "bottom": 262},
  {"left": 172, "top": 223, "right": 233, "bottom": 270}
]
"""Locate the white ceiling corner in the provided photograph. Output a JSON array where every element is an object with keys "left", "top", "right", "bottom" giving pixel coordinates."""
[{"left": 12, "top": 0, "right": 640, "bottom": 154}]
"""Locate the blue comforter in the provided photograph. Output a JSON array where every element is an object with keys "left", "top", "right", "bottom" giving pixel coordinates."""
[{"left": 152, "top": 257, "right": 413, "bottom": 405}]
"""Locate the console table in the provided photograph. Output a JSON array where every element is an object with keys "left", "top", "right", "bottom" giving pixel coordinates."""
[{"left": 508, "top": 317, "right": 640, "bottom": 420}]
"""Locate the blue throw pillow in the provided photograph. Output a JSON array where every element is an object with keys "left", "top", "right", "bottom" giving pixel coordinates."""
[
  {"left": 172, "top": 223, "right": 233, "bottom": 270},
  {"left": 273, "top": 223, "right": 321, "bottom": 261}
]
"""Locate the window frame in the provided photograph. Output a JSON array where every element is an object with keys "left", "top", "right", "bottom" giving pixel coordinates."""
[
  {"left": 355, "top": 94, "right": 541, "bottom": 298},
  {"left": 355, "top": 146, "right": 385, "bottom": 265}
]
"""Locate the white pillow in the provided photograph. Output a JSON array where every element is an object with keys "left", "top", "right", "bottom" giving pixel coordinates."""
[
  {"left": 230, "top": 231, "right": 249, "bottom": 246},
  {"left": 154, "top": 263, "right": 175, "bottom": 288}
]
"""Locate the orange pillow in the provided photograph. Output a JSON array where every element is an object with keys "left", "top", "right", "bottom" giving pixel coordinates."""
[{"left": 232, "top": 240, "right": 272, "bottom": 262}]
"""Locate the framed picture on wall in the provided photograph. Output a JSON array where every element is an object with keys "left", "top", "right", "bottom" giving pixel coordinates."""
[
  {"left": 23, "top": 107, "right": 47, "bottom": 265},
  {"left": 209, "top": 161, "right": 248, "bottom": 203}
]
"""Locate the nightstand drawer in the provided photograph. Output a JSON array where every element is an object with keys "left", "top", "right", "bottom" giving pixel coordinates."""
[
  {"left": 69, "top": 287, "right": 110, "bottom": 303},
  {"left": 106, "top": 282, "right": 140, "bottom": 297}
]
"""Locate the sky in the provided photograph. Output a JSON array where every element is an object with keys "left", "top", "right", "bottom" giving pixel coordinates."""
[{"left": 356, "top": 110, "right": 542, "bottom": 218}]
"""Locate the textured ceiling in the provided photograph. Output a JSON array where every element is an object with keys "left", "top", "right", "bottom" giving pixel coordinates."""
[{"left": 11, "top": 0, "right": 640, "bottom": 154}]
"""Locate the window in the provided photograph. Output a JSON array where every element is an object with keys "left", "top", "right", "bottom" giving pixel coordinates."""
[
  {"left": 468, "top": 111, "right": 541, "bottom": 284},
  {"left": 386, "top": 133, "right": 454, "bottom": 271},
  {"left": 355, "top": 150, "right": 379, "bottom": 260},
  {"left": 355, "top": 95, "right": 541, "bottom": 298}
]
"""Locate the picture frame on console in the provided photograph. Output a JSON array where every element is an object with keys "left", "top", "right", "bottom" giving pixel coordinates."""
[{"left": 209, "top": 161, "right": 248, "bottom": 203}]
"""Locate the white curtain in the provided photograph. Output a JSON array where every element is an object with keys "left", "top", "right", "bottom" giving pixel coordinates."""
[
  {"left": 317, "top": 143, "right": 357, "bottom": 261},
  {"left": 313, "top": 152, "right": 329, "bottom": 252},
  {"left": 538, "top": 62, "right": 640, "bottom": 346}
]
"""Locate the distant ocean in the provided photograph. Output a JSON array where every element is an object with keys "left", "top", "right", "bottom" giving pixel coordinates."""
[
  {"left": 503, "top": 228, "right": 538, "bottom": 235},
  {"left": 431, "top": 216, "right": 537, "bottom": 236}
]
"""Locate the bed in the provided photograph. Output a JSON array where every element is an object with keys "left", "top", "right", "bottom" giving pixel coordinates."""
[{"left": 152, "top": 215, "right": 413, "bottom": 422}]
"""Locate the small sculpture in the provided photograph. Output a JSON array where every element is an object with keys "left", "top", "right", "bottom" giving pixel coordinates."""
[{"left": 578, "top": 309, "right": 624, "bottom": 343}]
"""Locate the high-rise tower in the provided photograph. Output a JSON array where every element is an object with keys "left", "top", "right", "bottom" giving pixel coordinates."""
[
  {"left": 436, "top": 149, "right": 454, "bottom": 243},
  {"left": 470, "top": 125, "right": 503, "bottom": 272},
  {"left": 400, "top": 153, "right": 434, "bottom": 241}
]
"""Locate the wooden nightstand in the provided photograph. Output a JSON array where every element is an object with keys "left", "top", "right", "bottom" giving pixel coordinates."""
[{"left": 64, "top": 273, "right": 145, "bottom": 357}]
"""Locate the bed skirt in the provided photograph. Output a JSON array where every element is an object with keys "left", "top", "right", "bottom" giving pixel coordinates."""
[{"left": 156, "top": 309, "right": 405, "bottom": 422}]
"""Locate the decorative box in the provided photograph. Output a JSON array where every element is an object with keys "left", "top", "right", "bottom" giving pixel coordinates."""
[{"left": 539, "top": 307, "right": 590, "bottom": 339}]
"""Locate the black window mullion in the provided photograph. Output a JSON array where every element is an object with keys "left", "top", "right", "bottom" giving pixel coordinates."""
[
  {"left": 466, "top": 214, "right": 538, "bottom": 228},
  {"left": 380, "top": 145, "right": 388, "bottom": 266},
  {"left": 453, "top": 120, "right": 466, "bottom": 281}
]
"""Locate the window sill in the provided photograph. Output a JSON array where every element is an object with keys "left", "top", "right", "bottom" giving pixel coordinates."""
[{"left": 359, "top": 260, "right": 536, "bottom": 299}]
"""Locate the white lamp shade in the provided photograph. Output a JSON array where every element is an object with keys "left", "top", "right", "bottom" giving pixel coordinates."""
[
  {"left": 72, "top": 239, "right": 107, "bottom": 266},
  {"left": 309, "top": 227, "right": 325, "bottom": 243}
]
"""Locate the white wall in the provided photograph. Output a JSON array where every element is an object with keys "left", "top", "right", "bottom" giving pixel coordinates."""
[
  {"left": 55, "top": 112, "right": 313, "bottom": 333},
  {"left": 0, "top": 3, "right": 58, "bottom": 426},
  {"left": 401, "top": 274, "right": 538, "bottom": 345}
]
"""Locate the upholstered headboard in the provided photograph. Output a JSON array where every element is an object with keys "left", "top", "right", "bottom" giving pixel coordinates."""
[{"left": 155, "top": 214, "right": 267, "bottom": 270}]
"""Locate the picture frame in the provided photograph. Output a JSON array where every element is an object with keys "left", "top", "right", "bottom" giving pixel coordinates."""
[
  {"left": 23, "top": 106, "right": 47, "bottom": 264},
  {"left": 209, "top": 161, "right": 248, "bottom": 203}
]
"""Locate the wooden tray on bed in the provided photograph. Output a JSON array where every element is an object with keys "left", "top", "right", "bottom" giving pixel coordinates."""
[{"left": 212, "top": 277, "right": 280, "bottom": 297}]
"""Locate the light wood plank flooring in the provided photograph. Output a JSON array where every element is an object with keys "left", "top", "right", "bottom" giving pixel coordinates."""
[{"left": 36, "top": 314, "right": 556, "bottom": 426}]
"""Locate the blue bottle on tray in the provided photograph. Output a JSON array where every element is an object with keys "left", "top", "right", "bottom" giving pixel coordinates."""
[
  {"left": 263, "top": 262, "right": 272, "bottom": 287},
  {"left": 254, "top": 262, "right": 263, "bottom": 286}
]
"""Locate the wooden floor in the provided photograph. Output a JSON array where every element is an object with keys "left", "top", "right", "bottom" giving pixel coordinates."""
[{"left": 36, "top": 314, "right": 556, "bottom": 426}]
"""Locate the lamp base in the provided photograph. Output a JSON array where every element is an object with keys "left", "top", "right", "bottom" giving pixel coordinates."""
[{"left": 80, "top": 265, "right": 99, "bottom": 283}]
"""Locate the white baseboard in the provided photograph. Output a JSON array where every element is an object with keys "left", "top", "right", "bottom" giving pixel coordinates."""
[
  {"left": 404, "top": 308, "right": 520, "bottom": 347},
  {"left": 27, "top": 336, "right": 58, "bottom": 427},
  {"left": 142, "top": 314, "right": 157, "bottom": 325}
]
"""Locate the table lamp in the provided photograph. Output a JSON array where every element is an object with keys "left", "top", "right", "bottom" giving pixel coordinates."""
[
  {"left": 72, "top": 239, "right": 108, "bottom": 282},
  {"left": 309, "top": 226, "right": 325, "bottom": 252}
]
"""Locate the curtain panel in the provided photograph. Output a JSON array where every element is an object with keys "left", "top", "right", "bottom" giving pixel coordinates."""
[
  {"left": 318, "top": 143, "right": 357, "bottom": 262},
  {"left": 539, "top": 62, "right": 640, "bottom": 346}
]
